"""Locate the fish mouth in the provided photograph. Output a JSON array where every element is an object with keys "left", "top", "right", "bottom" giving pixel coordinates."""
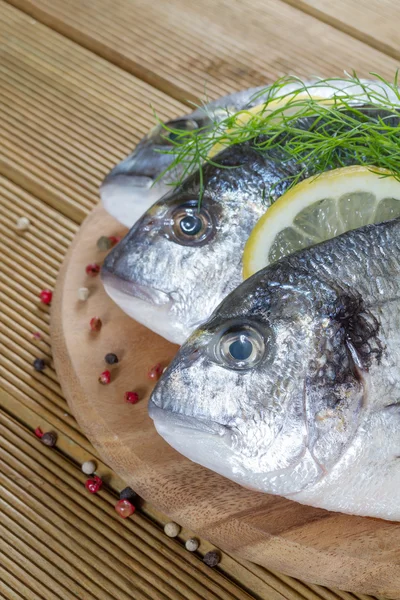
[
  {"left": 101, "top": 270, "right": 172, "bottom": 307},
  {"left": 148, "top": 400, "right": 228, "bottom": 436}
]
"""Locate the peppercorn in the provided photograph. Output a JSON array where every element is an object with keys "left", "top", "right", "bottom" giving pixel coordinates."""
[
  {"left": 16, "top": 216, "right": 31, "bottom": 230},
  {"left": 81, "top": 460, "right": 97, "bottom": 475},
  {"left": 125, "top": 391, "right": 139, "bottom": 404},
  {"left": 108, "top": 236, "right": 120, "bottom": 246},
  {"left": 203, "top": 550, "right": 220, "bottom": 567},
  {"left": 185, "top": 538, "right": 199, "bottom": 552},
  {"left": 33, "top": 358, "right": 46, "bottom": 372},
  {"left": 32, "top": 332, "right": 42, "bottom": 340},
  {"left": 97, "top": 235, "right": 112, "bottom": 251},
  {"left": 90, "top": 317, "right": 102, "bottom": 331},
  {"left": 148, "top": 363, "right": 163, "bottom": 381},
  {"left": 85, "top": 263, "right": 100, "bottom": 276},
  {"left": 78, "top": 287, "right": 89, "bottom": 301},
  {"left": 39, "top": 289, "right": 53, "bottom": 305},
  {"left": 105, "top": 353, "right": 118, "bottom": 365},
  {"left": 119, "top": 486, "right": 137, "bottom": 501},
  {"left": 115, "top": 499, "right": 135, "bottom": 518},
  {"left": 85, "top": 475, "right": 103, "bottom": 494},
  {"left": 41, "top": 432, "right": 57, "bottom": 447},
  {"left": 164, "top": 522, "right": 180, "bottom": 538},
  {"left": 34, "top": 427, "right": 44, "bottom": 438},
  {"left": 98, "top": 370, "right": 111, "bottom": 385}
]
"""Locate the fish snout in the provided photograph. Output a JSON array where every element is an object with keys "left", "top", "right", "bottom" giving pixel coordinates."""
[{"left": 148, "top": 399, "right": 228, "bottom": 436}]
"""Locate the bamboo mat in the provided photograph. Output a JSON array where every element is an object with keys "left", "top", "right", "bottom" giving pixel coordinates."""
[{"left": 0, "top": 0, "right": 397, "bottom": 598}]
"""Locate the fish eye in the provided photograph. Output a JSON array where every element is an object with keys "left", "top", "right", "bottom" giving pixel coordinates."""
[
  {"left": 164, "top": 119, "right": 199, "bottom": 144},
  {"left": 169, "top": 201, "right": 214, "bottom": 246},
  {"left": 216, "top": 325, "right": 265, "bottom": 370}
]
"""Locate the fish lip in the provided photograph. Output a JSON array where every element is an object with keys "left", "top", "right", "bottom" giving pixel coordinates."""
[
  {"left": 149, "top": 400, "right": 228, "bottom": 437},
  {"left": 101, "top": 270, "right": 172, "bottom": 307},
  {"left": 101, "top": 171, "right": 154, "bottom": 192}
]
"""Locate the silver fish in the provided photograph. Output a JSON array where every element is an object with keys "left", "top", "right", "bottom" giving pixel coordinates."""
[
  {"left": 102, "top": 101, "right": 400, "bottom": 345},
  {"left": 100, "top": 86, "right": 271, "bottom": 227},
  {"left": 149, "top": 218, "right": 400, "bottom": 521}
]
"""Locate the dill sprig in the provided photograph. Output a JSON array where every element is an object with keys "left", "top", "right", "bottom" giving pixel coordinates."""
[{"left": 155, "top": 72, "right": 400, "bottom": 204}]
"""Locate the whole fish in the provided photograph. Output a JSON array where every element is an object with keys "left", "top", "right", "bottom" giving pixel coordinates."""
[
  {"left": 100, "top": 86, "right": 271, "bottom": 228},
  {"left": 149, "top": 218, "right": 400, "bottom": 521},
  {"left": 102, "top": 101, "right": 400, "bottom": 345}
]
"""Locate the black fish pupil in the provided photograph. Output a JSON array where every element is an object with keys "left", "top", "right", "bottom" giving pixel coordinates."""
[
  {"left": 229, "top": 336, "right": 253, "bottom": 360},
  {"left": 180, "top": 215, "right": 202, "bottom": 236}
]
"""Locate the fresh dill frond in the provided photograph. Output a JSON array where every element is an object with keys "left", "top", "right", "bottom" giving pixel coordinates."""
[{"left": 155, "top": 72, "right": 400, "bottom": 204}]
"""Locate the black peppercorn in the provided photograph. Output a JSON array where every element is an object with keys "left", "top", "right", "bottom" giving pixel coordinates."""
[
  {"left": 119, "top": 486, "right": 137, "bottom": 501},
  {"left": 105, "top": 353, "right": 119, "bottom": 365},
  {"left": 97, "top": 235, "right": 112, "bottom": 251},
  {"left": 41, "top": 432, "right": 57, "bottom": 447},
  {"left": 33, "top": 358, "right": 46, "bottom": 372},
  {"left": 203, "top": 550, "right": 220, "bottom": 568}
]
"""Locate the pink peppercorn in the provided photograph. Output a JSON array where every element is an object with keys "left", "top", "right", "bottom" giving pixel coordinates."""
[
  {"left": 124, "top": 391, "right": 139, "bottom": 404},
  {"left": 148, "top": 363, "right": 163, "bottom": 381},
  {"left": 108, "top": 236, "right": 121, "bottom": 246},
  {"left": 115, "top": 499, "right": 135, "bottom": 518},
  {"left": 39, "top": 289, "right": 53, "bottom": 305},
  {"left": 85, "top": 263, "right": 100, "bottom": 276},
  {"left": 90, "top": 317, "right": 102, "bottom": 331},
  {"left": 34, "top": 427, "right": 44, "bottom": 438},
  {"left": 85, "top": 475, "right": 103, "bottom": 494},
  {"left": 98, "top": 370, "right": 111, "bottom": 385}
]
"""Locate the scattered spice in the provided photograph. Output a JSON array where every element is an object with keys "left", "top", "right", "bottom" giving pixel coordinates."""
[
  {"left": 32, "top": 331, "right": 42, "bottom": 340},
  {"left": 16, "top": 216, "right": 31, "bottom": 231},
  {"left": 81, "top": 460, "right": 97, "bottom": 475},
  {"left": 115, "top": 499, "right": 136, "bottom": 518},
  {"left": 108, "top": 236, "right": 120, "bottom": 246},
  {"left": 98, "top": 370, "right": 111, "bottom": 385},
  {"left": 39, "top": 289, "right": 53, "bottom": 305},
  {"left": 34, "top": 427, "right": 44, "bottom": 438},
  {"left": 78, "top": 287, "right": 90, "bottom": 301},
  {"left": 97, "top": 235, "right": 112, "bottom": 251},
  {"left": 119, "top": 487, "right": 137, "bottom": 501},
  {"left": 164, "top": 522, "right": 180, "bottom": 538},
  {"left": 203, "top": 550, "right": 220, "bottom": 568},
  {"left": 85, "top": 475, "right": 103, "bottom": 494},
  {"left": 33, "top": 358, "right": 46, "bottom": 372},
  {"left": 90, "top": 317, "right": 102, "bottom": 332},
  {"left": 105, "top": 353, "right": 118, "bottom": 365},
  {"left": 41, "top": 432, "right": 57, "bottom": 447},
  {"left": 124, "top": 391, "right": 139, "bottom": 404},
  {"left": 85, "top": 263, "right": 100, "bottom": 277},
  {"left": 185, "top": 538, "right": 199, "bottom": 552},
  {"left": 148, "top": 363, "right": 163, "bottom": 381}
]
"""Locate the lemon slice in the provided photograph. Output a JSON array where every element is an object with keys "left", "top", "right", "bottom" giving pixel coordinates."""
[
  {"left": 208, "top": 93, "right": 333, "bottom": 158},
  {"left": 243, "top": 166, "right": 400, "bottom": 278}
]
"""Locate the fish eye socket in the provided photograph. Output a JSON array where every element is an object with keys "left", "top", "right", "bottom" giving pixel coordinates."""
[
  {"left": 217, "top": 325, "right": 265, "bottom": 370},
  {"left": 164, "top": 119, "right": 199, "bottom": 144},
  {"left": 169, "top": 202, "right": 214, "bottom": 246}
]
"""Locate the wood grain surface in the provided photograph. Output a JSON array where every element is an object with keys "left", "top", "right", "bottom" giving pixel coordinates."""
[
  {"left": 51, "top": 203, "right": 400, "bottom": 598},
  {"left": 6, "top": 0, "right": 400, "bottom": 102}
]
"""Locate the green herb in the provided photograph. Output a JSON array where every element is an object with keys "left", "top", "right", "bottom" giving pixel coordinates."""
[{"left": 155, "top": 72, "right": 400, "bottom": 204}]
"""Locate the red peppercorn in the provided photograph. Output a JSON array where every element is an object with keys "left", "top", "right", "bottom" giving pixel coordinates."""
[
  {"left": 108, "top": 236, "right": 121, "bottom": 246},
  {"left": 115, "top": 499, "right": 135, "bottom": 518},
  {"left": 34, "top": 427, "right": 44, "bottom": 438},
  {"left": 89, "top": 317, "right": 102, "bottom": 331},
  {"left": 124, "top": 391, "right": 139, "bottom": 404},
  {"left": 32, "top": 331, "right": 42, "bottom": 340},
  {"left": 98, "top": 370, "right": 111, "bottom": 385},
  {"left": 148, "top": 363, "right": 163, "bottom": 381},
  {"left": 85, "top": 475, "right": 103, "bottom": 494},
  {"left": 85, "top": 263, "right": 100, "bottom": 276},
  {"left": 39, "top": 289, "right": 53, "bottom": 305}
]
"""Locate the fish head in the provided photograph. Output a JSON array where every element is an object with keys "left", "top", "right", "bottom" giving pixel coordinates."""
[
  {"left": 100, "top": 116, "right": 207, "bottom": 227},
  {"left": 101, "top": 145, "right": 269, "bottom": 344},
  {"left": 149, "top": 261, "right": 366, "bottom": 495}
]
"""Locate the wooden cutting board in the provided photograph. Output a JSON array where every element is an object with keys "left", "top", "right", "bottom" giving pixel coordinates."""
[{"left": 51, "top": 204, "right": 400, "bottom": 597}]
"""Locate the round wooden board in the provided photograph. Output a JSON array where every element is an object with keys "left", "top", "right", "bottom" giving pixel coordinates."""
[{"left": 52, "top": 204, "right": 400, "bottom": 597}]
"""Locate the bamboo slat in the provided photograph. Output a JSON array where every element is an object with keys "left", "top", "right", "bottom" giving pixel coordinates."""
[
  {"left": 5, "top": 0, "right": 400, "bottom": 104},
  {"left": 0, "top": 1, "right": 185, "bottom": 223}
]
